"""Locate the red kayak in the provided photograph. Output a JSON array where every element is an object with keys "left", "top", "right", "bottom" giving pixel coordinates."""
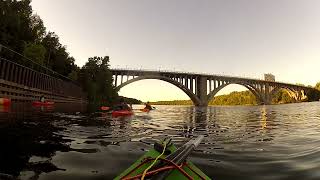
[
  {"left": 112, "top": 110, "right": 133, "bottom": 117},
  {"left": 32, "top": 101, "right": 55, "bottom": 106},
  {"left": 0, "top": 98, "right": 11, "bottom": 106}
]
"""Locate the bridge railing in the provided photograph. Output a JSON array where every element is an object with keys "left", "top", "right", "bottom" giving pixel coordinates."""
[
  {"left": 110, "top": 67, "right": 311, "bottom": 88},
  {"left": 111, "top": 67, "right": 266, "bottom": 81}
]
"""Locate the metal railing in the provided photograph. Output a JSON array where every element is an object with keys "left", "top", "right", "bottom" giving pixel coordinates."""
[
  {"left": 0, "top": 44, "right": 85, "bottom": 98},
  {"left": 0, "top": 43, "right": 78, "bottom": 84},
  {"left": 110, "top": 67, "right": 310, "bottom": 88}
]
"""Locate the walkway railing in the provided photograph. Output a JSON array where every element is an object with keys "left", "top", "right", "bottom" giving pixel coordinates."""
[
  {"left": 0, "top": 57, "right": 84, "bottom": 98},
  {"left": 0, "top": 44, "right": 77, "bottom": 83},
  {"left": 0, "top": 44, "right": 85, "bottom": 100}
]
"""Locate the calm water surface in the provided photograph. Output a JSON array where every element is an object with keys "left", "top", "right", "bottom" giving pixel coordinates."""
[{"left": 1, "top": 102, "right": 320, "bottom": 180}]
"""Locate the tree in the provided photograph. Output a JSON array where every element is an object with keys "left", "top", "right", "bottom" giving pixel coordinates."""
[
  {"left": 68, "top": 69, "right": 79, "bottom": 81},
  {"left": 315, "top": 82, "right": 320, "bottom": 91},
  {"left": 29, "top": 14, "right": 46, "bottom": 42},
  {"left": 41, "top": 32, "right": 60, "bottom": 67},
  {"left": 305, "top": 82, "right": 320, "bottom": 101},
  {"left": 0, "top": 0, "right": 34, "bottom": 59},
  {"left": 0, "top": 1, "right": 77, "bottom": 77},
  {"left": 23, "top": 43, "right": 46, "bottom": 65},
  {"left": 79, "top": 56, "right": 118, "bottom": 104}
]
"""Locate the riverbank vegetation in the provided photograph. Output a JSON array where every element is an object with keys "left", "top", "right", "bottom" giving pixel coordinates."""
[
  {"left": 0, "top": 0, "right": 124, "bottom": 104},
  {"left": 151, "top": 100, "right": 193, "bottom": 105},
  {"left": 151, "top": 84, "right": 320, "bottom": 106},
  {"left": 209, "top": 91, "right": 257, "bottom": 105},
  {"left": 0, "top": 0, "right": 78, "bottom": 77}
]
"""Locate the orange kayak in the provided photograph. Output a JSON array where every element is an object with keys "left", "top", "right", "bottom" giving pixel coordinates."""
[
  {"left": 0, "top": 98, "right": 11, "bottom": 106},
  {"left": 32, "top": 101, "right": 55, "bottom": 106},
  {"left": 140, "top": 108, "right": 150, "bottom": 112}
]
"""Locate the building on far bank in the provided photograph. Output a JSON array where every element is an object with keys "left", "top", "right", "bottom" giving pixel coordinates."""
[{"left": 264, "top": 73, "right": 275, "bottom": 81}]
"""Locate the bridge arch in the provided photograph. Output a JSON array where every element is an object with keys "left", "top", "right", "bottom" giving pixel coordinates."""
[
  {"left": 270, "top": 86, "right": 301, "bottom": 102},
  {"left": 115, "top": 75, "right": 201, "bottom": 105},
  {"left": 207, "top": 82, "right": 264, "bottom": 104}
]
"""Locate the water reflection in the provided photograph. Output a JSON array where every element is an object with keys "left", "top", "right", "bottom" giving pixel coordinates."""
[
  {"left": 0, "top": 103, "right": 320, "bottom": 179},
  {"left": 0, "top": 113, "right": 70, "bottom": 179},
  {"left": 260, "top": 106, "right": 268, "bottom": 129}
]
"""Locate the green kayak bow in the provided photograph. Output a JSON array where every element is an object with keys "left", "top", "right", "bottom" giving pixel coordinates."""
[{"left": 115, "top": 135, "right": 211, "bottom": 180}]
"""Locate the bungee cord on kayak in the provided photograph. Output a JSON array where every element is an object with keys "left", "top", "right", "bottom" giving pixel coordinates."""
[
  {"left": 116, "top": 136, "right": 209, "bottom": 180},
  {"left": 140, "top": 140, "right": 168, "bottom": 180}
]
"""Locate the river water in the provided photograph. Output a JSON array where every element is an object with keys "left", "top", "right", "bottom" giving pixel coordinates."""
[{"left": 0, "top": 102, "right": 320, "bottom": 180}]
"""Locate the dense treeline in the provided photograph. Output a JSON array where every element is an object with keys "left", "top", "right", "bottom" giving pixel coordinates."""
[
  {"left": 209, "top": 91, "right": 257, "bottom": 105},
  {"left": 0, "top": 0, "right": 78, "bottom": 77},
  {"left": 121, "top": 96, "right": 142, "bottom": 105},
  {"left": 152, "top": 83, "right": 320, "bottom": 106},
  {"left": 151, "top": 100, "right": 193, "bottom": 105},
  {"left": 0, "top": 0, "right": 120, "bottom": 104},
  {"left": 305, "top": 82, "right": 320, "bottom": 101}
]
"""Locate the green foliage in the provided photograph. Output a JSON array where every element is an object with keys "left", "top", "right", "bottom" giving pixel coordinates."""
[
  {"left": 315, "top": 82, "right": 320, "bottom": 91},
  {"left": 23, "top": 43, "right": 46, "bottom": 65},
  {"left": 305, "top": 82, "right": 320, "bottom": 101},
  {"left": 0, "top": 0, "right": 77, "bottom": 76},
  {"left": 305, "top": 89, "right": 320, "bottom": 101},
  {"left": 120, "top": 96, "right": 142, "bottom": 104},
  {"left": 209, "top": 91, "right": 257, "bottom": 105},
  {"left": 0, "top": 0, "right": 44, "bottom": 59},
  {"left": 0, "top": 1, "right": 120, "bottom": 104},
  {"left": 152, "top": 89, "right": 304, "bottom": 106},
  {"left": 79, "top": 56, "right": 118, "bottom": 104},
  {"left": 151, "top": 100, "right": 193, "bottom": 105},
  {"left": 68, "top": 69, "right": 79, "bottom": 81}
]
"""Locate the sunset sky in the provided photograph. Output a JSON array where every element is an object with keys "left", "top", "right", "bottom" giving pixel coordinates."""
[{"left": 31, "top": 0, "right": 320, "bottom": 101}]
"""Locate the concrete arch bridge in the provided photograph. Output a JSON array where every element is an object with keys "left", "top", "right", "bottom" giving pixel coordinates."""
[{"left": 110, "top": 69, "right": 315, "bottom": 106}]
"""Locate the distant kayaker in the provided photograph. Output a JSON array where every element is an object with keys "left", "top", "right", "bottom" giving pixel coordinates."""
[
  {"left": 144, "top": 101, "right": 152, "bottom": 110},
  {"left": 39, "top": 95, "right": 45, "bottom": 102}
]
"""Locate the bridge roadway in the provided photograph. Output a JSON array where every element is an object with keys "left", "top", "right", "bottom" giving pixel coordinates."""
[{"left": 110, "top": 69, "right": 315, "bottom": 106}]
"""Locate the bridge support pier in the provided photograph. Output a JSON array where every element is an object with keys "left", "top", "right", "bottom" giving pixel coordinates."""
[
  {"left": 259, "top": 84, "right": 272, "bottom": 105},
  {"left": 196, "top": 76, "right": 208, "bottom": 106}
]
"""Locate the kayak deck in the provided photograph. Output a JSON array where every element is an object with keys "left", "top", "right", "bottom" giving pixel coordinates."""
[{"left": 115, "top": 141, "right": 210, "bottom": 180}]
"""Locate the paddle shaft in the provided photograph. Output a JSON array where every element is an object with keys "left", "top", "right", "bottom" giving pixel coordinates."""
[{"left": 151, "top": 135, "right": 204, "bottom": 180}]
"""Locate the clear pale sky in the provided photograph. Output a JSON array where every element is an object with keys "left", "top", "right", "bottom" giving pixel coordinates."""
[{"left": 31, "top": 0, "right": 320, "bottom": 101}]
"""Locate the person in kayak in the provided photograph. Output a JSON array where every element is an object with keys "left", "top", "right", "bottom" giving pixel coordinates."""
[
  {"left": 39, "top": 95, "right": 45, "bottom": 102},
  {"left": 113, "top": 98, "right": 131, "bottom": 111},
  {"left": 144, "top": 101, "right": 152, "bottom": 110}
]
